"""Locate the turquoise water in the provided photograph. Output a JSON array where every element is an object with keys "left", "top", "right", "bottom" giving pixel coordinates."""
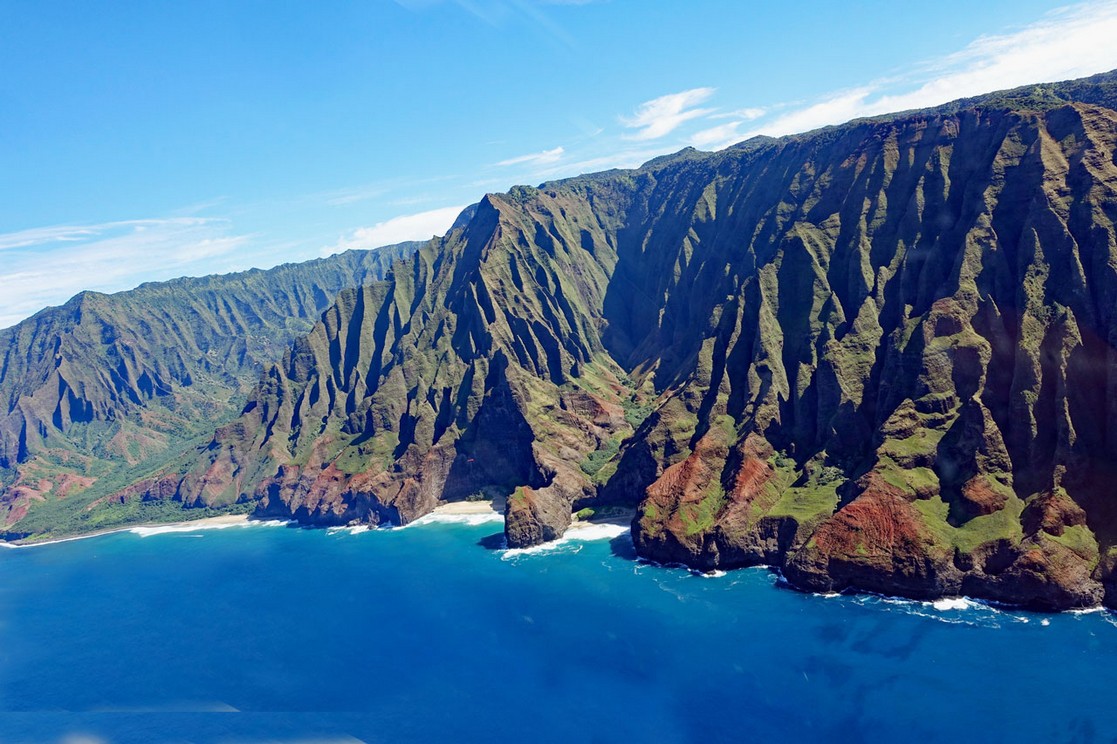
[{"left": 1, "top": 516, "right": 1115, "bottom": 743}]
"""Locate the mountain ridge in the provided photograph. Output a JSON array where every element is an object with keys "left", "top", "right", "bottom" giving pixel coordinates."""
[
  {"left": 7, "top": 71, "right": 1117, "bottom": 611},
  {"left": 0, "top": 241, "right": 423, "bottom": 534}
]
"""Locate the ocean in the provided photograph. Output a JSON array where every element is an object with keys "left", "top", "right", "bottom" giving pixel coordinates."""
[{"left": 0, "top": 515, "right": 1114, "bottom": 743}]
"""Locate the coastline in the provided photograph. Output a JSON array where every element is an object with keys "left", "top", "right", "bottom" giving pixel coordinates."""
[
  {"left": 427, "top": 500, "right": 505, "bottom": 517},
  {"left": 422, "top": 498, "right": 634, "bottom": 532},
  {"left": 568, "top": 511, "right": 633, "bottom": 531},
  {"left": 2, "top": 502, "right": 1111, "bottom": 615},
  {"left": 1, "top": 514, "right": 251, "bottom": 549},
  {"left": 0, "top": 499, "right": 630, "bottom": 550}
]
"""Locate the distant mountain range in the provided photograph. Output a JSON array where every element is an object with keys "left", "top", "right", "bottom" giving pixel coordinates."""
[
  {"left": 5, "top": 71, "right": 1117, "bottom": 610},
  {"left": 0, "top": 243, "right": 421, "bottom": 533}
]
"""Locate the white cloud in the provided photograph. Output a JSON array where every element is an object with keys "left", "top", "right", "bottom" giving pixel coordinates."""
[
  {"left": 741, "top": 1, "right": 1117, "bottom": 141},
  {"left": 742, "top": 87, "right": 876, "bottom": 140},
  {"left": 620, "top": 88, "right": 716, "bottom": 140},
  {"left": 496, "top": 146, "right": 565, "bottom": 167},
  {"left": 688, "top": 121, "right": 750, "bottom": 150},
  {"left": 0, "top": 218, "right": 252, "bottom": 329},
  {"left": 534, "top": 146, "right": 672, "bottom": 178},
  {"left": 709, "top": 107, "right": 766, "bottom": 121},
  {"left": 324, "top": 205, "right": 467, "bottom": 256},
  {"left": 0, "top": 218, "right": 212, "bottom": 251}
]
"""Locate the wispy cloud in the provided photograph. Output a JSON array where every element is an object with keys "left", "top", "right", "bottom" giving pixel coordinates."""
[
  {"left": 324, "top": 205, "right": 467, "bottom": 257},
  {"left": 620, "top": 88, "right": 716, "bottom": 140},
  {"left": 729, "top": 1, "right": 1117, "bottom": 144},
  {"left": 496, "top": 146, "right": 565, "bottom": 167},
  {"left": 0, "top": 218, "right": 252, "bottom": 329},
  {"left": 709, "top": 107, "right": 766, "bottom": 121},
  {"left": 740, "top": 87, "right": 876, "bottom": 141},
  {"left": 526, "top": 146, "right": 673, "bottom": 182}
]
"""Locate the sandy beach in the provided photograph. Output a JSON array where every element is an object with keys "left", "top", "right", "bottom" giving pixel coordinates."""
[
  {"left": 567, "top": 510, "right": 634, "bottom": 532},
  {"left": 2, "top": 502, "right": 634, "bottom": 549},
  {"left": 428, "top": 499, "right": 504, "bottom": 517},
  {"left": 425, "top": 499, "right": 633, "bottom": 532},
  {"left": 2, "top": 514, "right": 251, "bottom": 549}
]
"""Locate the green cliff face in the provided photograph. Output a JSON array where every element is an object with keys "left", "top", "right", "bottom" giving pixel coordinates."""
[
  {"left": 7, "top": 71, "right": 1117, "bottom": 609},
  {"left": 0, "top": 243, "right": 419, "bottom": 536},
  {"left": 169, "top": 187, "right": 643, "bottom": 542}
]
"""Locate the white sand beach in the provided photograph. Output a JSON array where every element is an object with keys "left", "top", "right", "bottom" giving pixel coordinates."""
[{"left": 2, "top": 514, "right": 253, "bottom": 549}]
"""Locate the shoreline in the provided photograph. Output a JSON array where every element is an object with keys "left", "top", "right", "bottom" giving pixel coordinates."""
[
  {"left": 2, "top": 504, "right": 1113, "bottom": 615},
  {"left": 1, "top": 514, "right": 251, "bottom": 549},
  {"left": 568, "top": 511, "right": 634, "bottom": 531},
  {"left": 1, "top": 501, "right": 637, "bottom": 549},
  {"left": 427, "top": 499, "right": 505, "bottom": 517}
]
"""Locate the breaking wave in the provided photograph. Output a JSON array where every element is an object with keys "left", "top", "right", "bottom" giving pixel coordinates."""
[
  {"left": 404, "top": 511, "right": 505, "bottom": 528},
  {"left": 501, "top": 522, "right": 629, "bottom": 560},
  {"left": 129, "top": 519, "right": 290, "bottom": 538}
]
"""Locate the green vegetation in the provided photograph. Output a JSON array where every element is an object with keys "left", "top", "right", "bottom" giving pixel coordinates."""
[
  {"left": 768, "top": 482, "right": 841, "bottom": 524},
  {"left": 913, "top": 496, "right": 1024, "bottom": 554},
  {"left": 680, "top": 483, "right": 727, "bottom": 536},
  {"left": 579, "top": 438, "right": 620, "bottom": 477},
  {"left": 1048, "top": 525, "right": 1100, "bottom": 564},
  {"left": 622, "top": 399, "right": 654, "bottom": 429},
  {"left": 877, "top": 460, "right": 939, "bottom": 498},
  {"left": 878, "top": 427, "right": 946, "bottom": 462},
  {"left": 11, "top": 500, "right": 253, "bottom": 544}
]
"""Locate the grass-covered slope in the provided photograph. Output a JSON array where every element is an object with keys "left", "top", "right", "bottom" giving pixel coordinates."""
[
  {"left": 9, "top": 70, "right": 1117, "bottom": 611},
  {"left": 0, "top": 242, "right": 421, "bottom": 537},
  {"left": 173, "top": 70, "right": 1117, "bottom": 609}
]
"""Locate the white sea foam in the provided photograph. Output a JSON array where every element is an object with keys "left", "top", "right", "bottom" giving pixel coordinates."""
[
  {"left": 326, "top": 525, "right": 373, "bottom": 535},
  {"left": 567, "top": 523, "right": 629, "bottom": 541},
  {"left": 694, "top": 569, "right": 728, "bottom": 579},
  {"left": 839, "top": 593, "right": 1021, "bottom": 627},
  {"left": 129, "top": 519, "right": 289, "bottom": 538},
  {"left": 404, "top": 511, "right": 505, "bottom": 528},
  {"left": 501, "top": 521, "right": 628, "bottom": 559},
  {"left": 0, "top": 531, "right": 111, "bottom": 549}
]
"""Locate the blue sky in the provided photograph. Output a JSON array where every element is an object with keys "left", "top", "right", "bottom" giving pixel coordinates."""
[{"left": 3, "top": 0, "right": 1117, "bottom": 327}]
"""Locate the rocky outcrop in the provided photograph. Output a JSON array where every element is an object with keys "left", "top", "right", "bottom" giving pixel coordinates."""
[
  {"left": 153, "top": 71, "right": 1117, "bottom": 608},
  {"left": 617, "top": 87, "right": 1117, "bottom": 609},
  {"left": 8, "top": 71, "right": 1117, "bottom": 611}
]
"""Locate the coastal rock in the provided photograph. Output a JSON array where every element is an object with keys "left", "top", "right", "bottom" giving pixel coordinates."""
[
  {"left": 783, "top": 487, "right": 957, "bottom": 600},
  {"left": 505, "top": 486, "right": 572, "bottom": 548},
  {"left": 7, "top": 71, "right": 1117, "bottom": 612},
  {"left": 170, "top": 74, "right": 1117, "bottom": 609}
]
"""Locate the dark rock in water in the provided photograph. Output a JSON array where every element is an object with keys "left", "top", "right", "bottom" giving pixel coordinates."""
[
  {"left": 505, "top": 486, "right": 571, "bottom": 549},
  {"left": 9, "top": 70, "right": 1117, "bottom": 610}
]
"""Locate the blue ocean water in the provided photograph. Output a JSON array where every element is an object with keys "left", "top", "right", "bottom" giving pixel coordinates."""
[{"left": 0, "top": 516, "right": 1115, "bottom": 744}]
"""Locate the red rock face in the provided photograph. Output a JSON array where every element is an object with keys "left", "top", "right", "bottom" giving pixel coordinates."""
[
  {"left": 1022, "top": 491, "right": 1089, "bottom": 536},
  {"left": 506, "top": 485, "right": 568, "bottom": 547},
  {"left": 1, "top": 473, "right": 93, "bottom": 528},
  {"left": 811, "top": 490, "right": 928, "bottom": 563},
  {"left": 634, "top": 433, "right": 729, "bottom": 566},
  {"left": 10, "top": 75, "right": 1117, "bottom": 612},
  {"left": 782, "top": 484, "right": 951, "bottom": 599},
  {"left": 959, "top": 478, "right": 1009, "bottom": 517}
]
